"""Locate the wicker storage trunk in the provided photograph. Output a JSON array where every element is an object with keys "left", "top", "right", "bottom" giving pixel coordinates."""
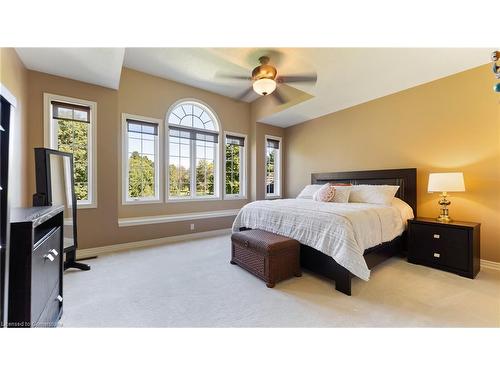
[{"left": 231, "top": 229, "right": 301, "bottom": 288}]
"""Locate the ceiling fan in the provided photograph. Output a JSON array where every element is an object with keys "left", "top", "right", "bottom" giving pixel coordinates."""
[{"left": 216, "top": 55, "right": 317, "bottom": 104}]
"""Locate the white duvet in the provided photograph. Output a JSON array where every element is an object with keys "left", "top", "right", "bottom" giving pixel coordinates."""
[{"left": 232, "top": 199, "right": 413, "bottom": 281}]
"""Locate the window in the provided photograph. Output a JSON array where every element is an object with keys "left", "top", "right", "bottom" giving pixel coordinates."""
[
  {"left": 122, "top": 114, "right": 161, "bottom": 204},
  {"left": 44, "top": 94, "right": 97, "bottom": 208},
  {"left": 167, "top": 100, "right": 220, "bottom": 200},
  {"left": 265, "top": 135, "right": 281, "bottom": 198},
  {"left": 224, "top": 133, "right": 246, "bottom": 198}
]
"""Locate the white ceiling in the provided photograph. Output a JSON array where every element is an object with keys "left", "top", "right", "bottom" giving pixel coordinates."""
[
  {"left": 124, "top": 48, "right": 263, "bottom": 102},
  {"left": 250, "top": 48, "right": 493, "bottom": 126},
  {"left": 15, "top": 48, "right": 491, "bottom": 127},
  {"left": 15, "top": 48, "right": 125, "bottom": 89}
]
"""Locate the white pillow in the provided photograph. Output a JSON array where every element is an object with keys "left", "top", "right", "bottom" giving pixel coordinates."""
[
  {"left": 348, "top": 184, "right": 400, "bottom": 205},
  {"left": 296, "top": 184, "right": 322, "bottom": 199}
]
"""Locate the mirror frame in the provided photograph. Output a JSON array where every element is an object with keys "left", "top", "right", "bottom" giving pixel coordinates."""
[{"left": 34, "top": 148, "right": 78, "bottom": 254}]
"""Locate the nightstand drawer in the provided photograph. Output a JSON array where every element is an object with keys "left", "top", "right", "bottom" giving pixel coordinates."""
[
  {"left": 411, "top": 224, "right": 468, "bottom": 250},
  {"left": 408, "top": 220, "right": 474, "bottom": 274},
  {"left": 409, "top": 241, "right": 448, "bottom": 266}
]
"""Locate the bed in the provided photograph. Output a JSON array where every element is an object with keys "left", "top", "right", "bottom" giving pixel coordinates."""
[{"left": 232, "top": 168, "right": 417, "bottom": 295}]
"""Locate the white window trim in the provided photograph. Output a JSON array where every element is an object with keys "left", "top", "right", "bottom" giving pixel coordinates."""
[
  {"left": 223, "top": 131, "right": 247, "bottom": 200},
  {"left": 1, "top": 83, "right": 17, "bottom": 326},
  {"left": 43, "top": 93, "right": 97, "bottom": 209},
  {"left": 165, "top": 98, "right": 222, "bottom": 202},
  {"left": 1, "top": 83, "right": 18, "bottom": 108},
  {"left": 121, "top": 113, "right": 163, "bottom": 205},
  {"left": 264, "top": 134, "right": 282, "bottom": 199}
]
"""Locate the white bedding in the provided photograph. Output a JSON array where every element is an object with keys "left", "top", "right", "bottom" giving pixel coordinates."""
[{"left": 232, "top": 198, "right": 413, "bottom": 281}]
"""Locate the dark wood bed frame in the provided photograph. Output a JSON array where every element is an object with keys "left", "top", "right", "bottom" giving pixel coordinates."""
[{"left": 300, "top": 168, "right": 417, "bottom": 295}]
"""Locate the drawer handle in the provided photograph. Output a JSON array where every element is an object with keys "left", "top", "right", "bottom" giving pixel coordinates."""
[
  {"left": 56, "top": 295, "right": 63, "bottom": 302},
  {"left": 433, "top": 234, "right": 440, "bottom": 239},
  {"left": 44, "top": 253, "right": 55, "bottom": 262},
  {"left": 50, "top": 249, "right": 59, "bottom": 256},
  {"left": 433, "top": 252, "right": 441, "bottom": 258}
]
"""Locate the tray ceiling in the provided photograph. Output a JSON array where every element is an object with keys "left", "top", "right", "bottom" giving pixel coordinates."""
[{"left": 16, "top": 48, "right": 491, "bottom": 127}]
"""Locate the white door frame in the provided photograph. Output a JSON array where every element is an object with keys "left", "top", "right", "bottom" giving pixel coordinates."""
[{"left": 0, "top": 83, "right": 17, "bottom": 327}]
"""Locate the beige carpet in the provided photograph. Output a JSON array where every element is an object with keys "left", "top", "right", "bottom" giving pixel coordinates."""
[{"left": 60, "top": 234, "right": 500, "bottom": 327}]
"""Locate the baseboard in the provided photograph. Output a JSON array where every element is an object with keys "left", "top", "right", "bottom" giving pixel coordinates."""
[
  {"left": 76, "top": 228, "right": 232, "bottom": 260},
  {"left": 480, "top": 259, "right": 500, "bottom": 271},
  {"left": 118, "top": 209, "right": 240, "bottom": 227}
]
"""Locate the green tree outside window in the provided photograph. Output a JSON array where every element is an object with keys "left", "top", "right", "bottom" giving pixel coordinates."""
[{"left": 57, "top": 119, "right": 89, "bottom": 201}]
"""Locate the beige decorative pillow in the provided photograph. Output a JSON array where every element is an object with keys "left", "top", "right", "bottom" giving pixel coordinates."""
[
  {"left": 330, "top": 185, "right": 351, "bottom": 203},
  {"left": 313, "top": 183, "right": 336, "bottom": 202}
]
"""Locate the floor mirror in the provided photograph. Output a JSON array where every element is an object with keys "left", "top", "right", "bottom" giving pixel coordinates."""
[{"left": 34, "top": 148, "right": 90, "bottom": 271}]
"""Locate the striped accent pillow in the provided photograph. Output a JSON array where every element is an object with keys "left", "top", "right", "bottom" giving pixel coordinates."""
[{"left": 313, "top": 183, "right": 336, "bottom": 202}]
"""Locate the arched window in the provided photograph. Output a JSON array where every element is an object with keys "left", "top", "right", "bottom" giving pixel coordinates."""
[{"left": 167, "top": 100, "right": 220, "bottom": 199}]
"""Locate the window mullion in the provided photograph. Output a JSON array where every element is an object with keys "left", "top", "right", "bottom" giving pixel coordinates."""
[
  {"left": 140, "top": 156, "right": 144, "bottom": 200},
  {"left": 229, "top": 145, "right": 233, "bottom": 195},
  {"left": 126, "top": 131, "right": 130, "bottom": 200},
  {"left": 239, "top": 145, "right": 242, "bottom": 196},
  {"left": 232, "top": 145, "right": 236, "bottom": 195},
  {"left": 205, "top": 144, "right": 208, "bottom": 195},
  {"left": 87, "top": 121, "right": 92, "bottom": 203},
  {"left": 190, "top": 139, "right": 196, "bottom": 198},
  {"left": 276, "top": 148, "right": 280, "bottom": 195},
  {"left": 231, "top": 145, "right": 234, "bottom": 195}
]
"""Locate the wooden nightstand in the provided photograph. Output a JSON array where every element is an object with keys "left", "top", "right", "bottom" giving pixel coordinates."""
[{"left": 407, "top": 218, "right": 480, "bottom": 278}]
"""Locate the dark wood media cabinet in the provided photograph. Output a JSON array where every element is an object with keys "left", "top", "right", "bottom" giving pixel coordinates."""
[{"left": 8, "top": 205, "right": 64, "bottom": 327}]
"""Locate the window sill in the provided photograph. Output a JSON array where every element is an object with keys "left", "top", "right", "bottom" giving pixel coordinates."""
[
  {"left": 77, "top": 202, "right": 97, "bottom": 209},
  {"left": 224, "top": 195, "right": 248, "bottom": 201},
  {"left": 166, "top": 196, "right": 221, "bottom": 203},
  {"left": 265, "top": 195, "right": 282, "bottom": 200},
  {"left": 122, "top": 198, "right": 162, "bottom": 206}
]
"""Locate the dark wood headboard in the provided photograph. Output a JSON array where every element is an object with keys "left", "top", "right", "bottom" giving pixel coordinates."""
[{"left": 311, "top": 168, "right": 417, "bottom": 216}]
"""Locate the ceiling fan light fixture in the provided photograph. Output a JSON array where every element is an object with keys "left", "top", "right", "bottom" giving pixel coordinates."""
[{"left": 253, "top": 78, "right": 276, "bottom": 96}]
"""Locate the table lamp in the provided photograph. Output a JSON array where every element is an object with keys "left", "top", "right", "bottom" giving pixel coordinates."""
[{"left": 427, "top": 172, "right": 465, "bottom": 222}]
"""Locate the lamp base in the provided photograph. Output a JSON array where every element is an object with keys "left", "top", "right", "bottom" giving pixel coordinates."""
[
  {"left": 436, "top": 192, "right": 452, "bottom": 223},
  {"left": 436, "top": 215, "right": 452, "bottom": 223}
]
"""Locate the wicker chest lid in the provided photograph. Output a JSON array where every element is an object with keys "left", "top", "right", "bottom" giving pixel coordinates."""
[{"left": 231, "top": 229, "right": 299, "bottom": 253}]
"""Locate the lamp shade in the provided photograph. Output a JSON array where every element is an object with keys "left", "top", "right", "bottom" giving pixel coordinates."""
[
  {"left": 253, "top": 78, "right": 276, "bottom": 96},
  {"left": 428, "top": 172, "right": 465, "bottom": 192}
]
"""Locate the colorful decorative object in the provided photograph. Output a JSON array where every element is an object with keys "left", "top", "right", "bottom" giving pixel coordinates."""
[{"left": 492, "top": 50, "right": 500, "bottom": 92}]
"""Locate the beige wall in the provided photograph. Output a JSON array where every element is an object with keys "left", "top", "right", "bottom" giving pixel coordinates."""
[
  {"left": 27, "top": 70, "right": 119, "bottom": 249},
  {"left": 25, "top": 67, "right": 282, "bottom": 250},
  {"left": 249, "top": 96, "right": 286, "bottom": 201},
  {"left": 284, "top": 64, "right": 500, "bottom": 262},
  {"left": 118, "top": 68, "right": 251, "bottom": 218},
  {"left": 0, "top": 48, "right": 29, "bottom": 207},
  {"left": 254, "top": 122, "right": 285, "bottom": 200},
  {"left": 0, "top": 48, "right": 284, "bottom": 251},
  {"left": 14, "top": 50, "right": 496, "bottom": 262}
]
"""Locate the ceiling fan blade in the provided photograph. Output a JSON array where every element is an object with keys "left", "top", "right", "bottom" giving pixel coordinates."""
[
  {"left": 271, "top": 86, "right": 287, "bottom": 105},
  {"left": 278, "top": 73, "right": 317, "bottom": 84},
  {"left": 236, "top": 86, "right": 254, "bottom": 101},
  {"left": 215, "top": 71, "right": 251, "bottom": 81}
]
